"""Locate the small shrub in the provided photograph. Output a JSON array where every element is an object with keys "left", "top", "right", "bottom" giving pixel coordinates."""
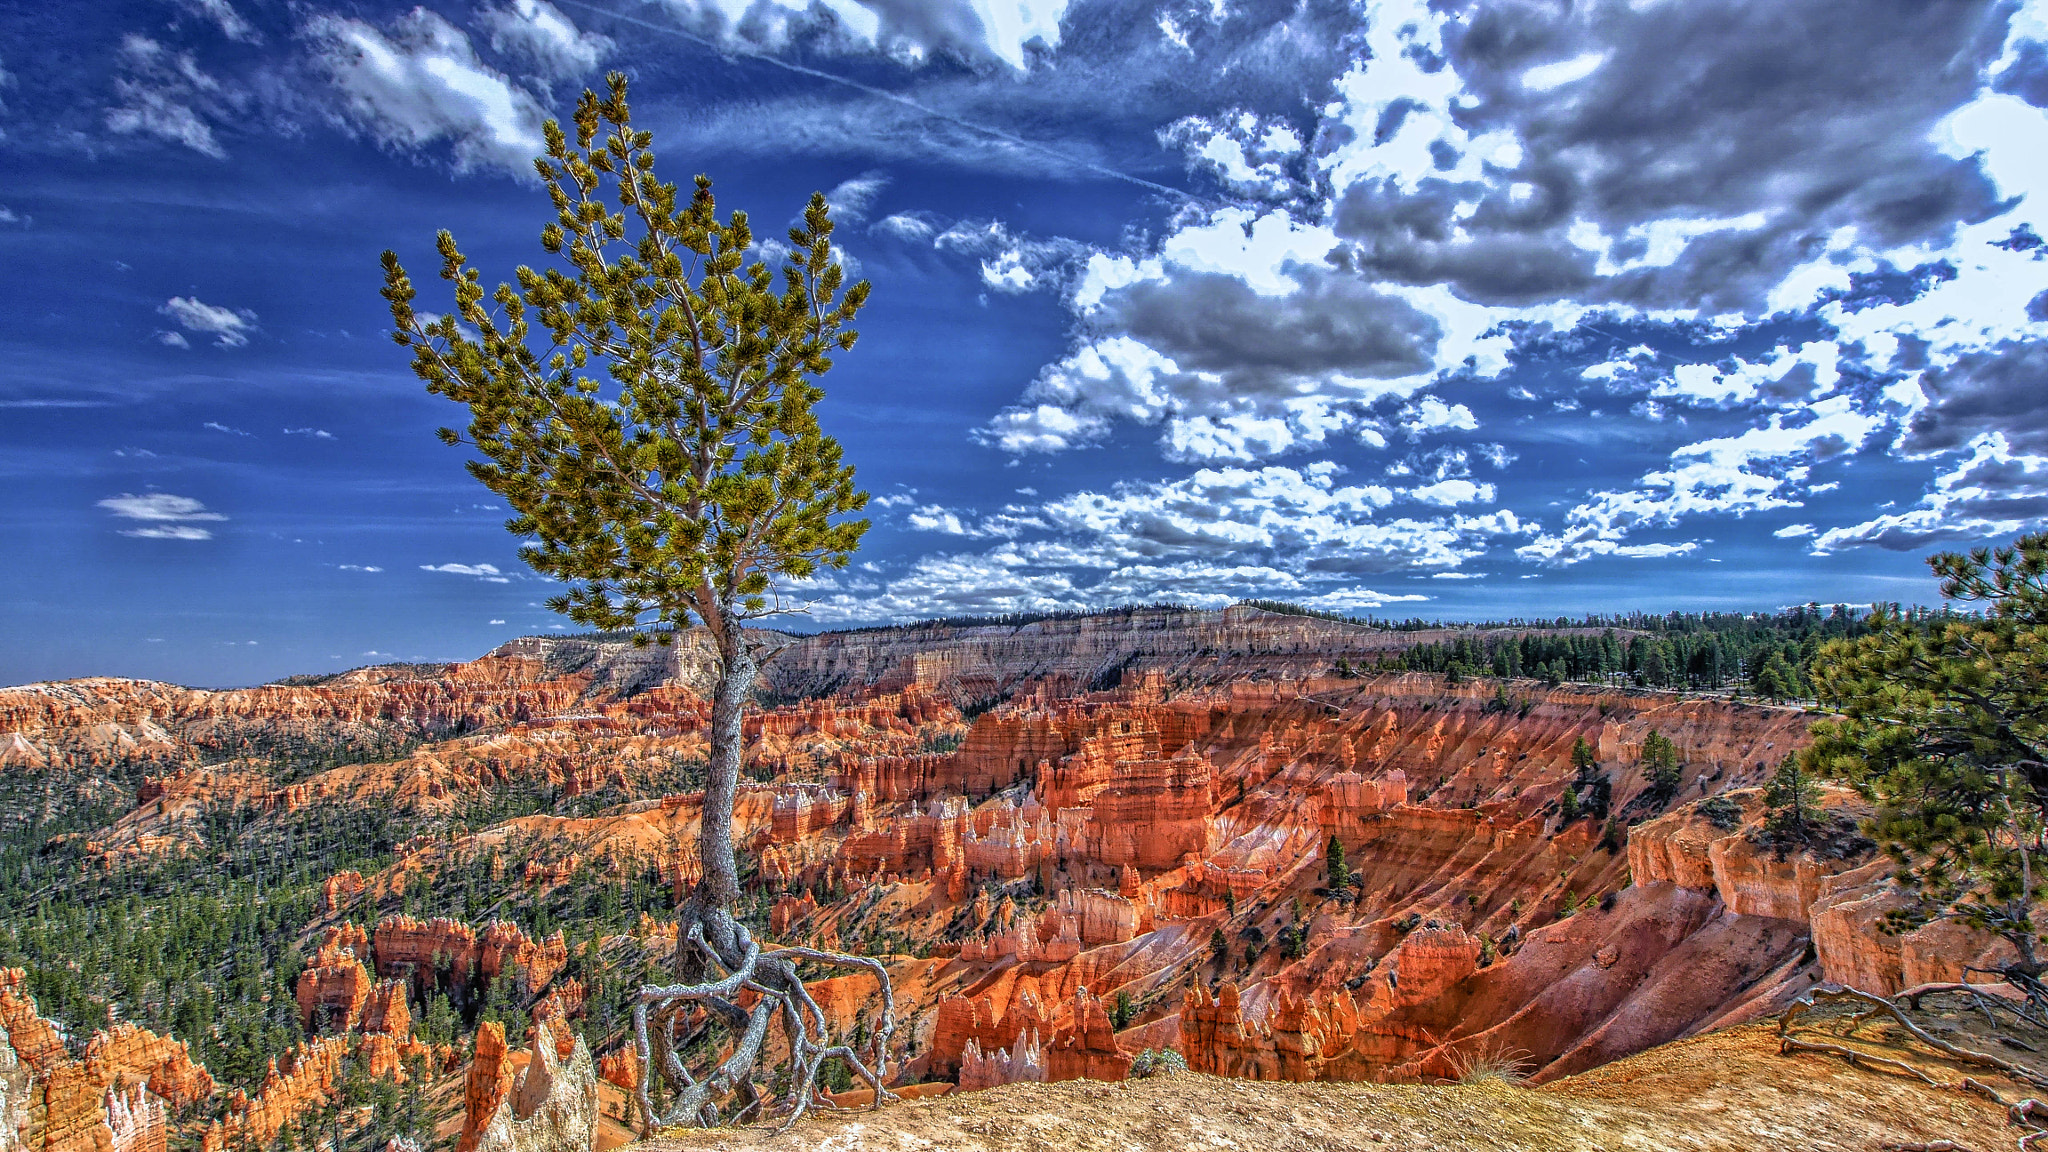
[
  {"left": 1445, "top": 1042, "right": 1532, "bottom": 1086},
  {"left": 1278, "top": 924, "right": 1307, "bottom": 960},
  {"left": 1763, "top": 754, "right": 1822, "bottom": 840},
  {"left": 1571, "top": 738, "right": 1597, "bottom": 775},
  {"left": 1640, "top": 729, "right": 1682, "bottom": 805},
  {"left": 1699, "top": 795, "right": 1742, "bottom": 830},
  {"left": 1130, "top": 1048, "right": 1188, "bottom": 1078}
]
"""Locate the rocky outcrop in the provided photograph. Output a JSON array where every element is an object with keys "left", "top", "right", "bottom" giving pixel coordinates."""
[
  {"left": 458, "top": 1023, "right": 514, "bottom": 1152},
  {"left": 0, "top": 972, "right": 217, "bottom": 1152},
  {"left": 1810, "top": 860, "right": 2017, "bottom": 993},
  {"left": 957, "top": 1033, "right": 1045, "bottom": 1092},
  {"left": 595, "top": 1049, "right": 637, "bottom": 1093},
  {"left": 1625, "top": 789, "right": 1871, "bottom": 920},
  {"left": 294, "top": 924, "right": 417, "bottom": 1050},
  {"left": 1179, "top": 984, "right": 1251, "bottom": 1079},
  {"left": 0, "top": 975, "right": 65, "bottom": 1086},
  {"left": 320, "top": 872, "right": 366, "bottom": 915},
  {"left": 1045, "top": 989, "right": 1131, "bottom": 1083},
  {"left": 1618, "top": 786, "right": 2007, "bottom": 997},
  {"left": 6, "top": 606, "right": 1923, "bottom": 1133},
  {"left": 931, "top": 983, "right": 1128, "bottom": 1088},
  {"left": 931, "top": 985, "right": 1056, "bottom": 1080},
  {"left": 470, "top": 1031, "right": 599, "bottom": 1152},
  {"left": 0, "top": 656, "right": 586, "bottom": 773},
  {"left": 372, "top": 917, "right": 567, "bottom": 999},
  {"left": 297, "top": 925, "right": 374, "bottom": 1033},
  {"left": 80, "top": 1027, "right": 213, "bottom": 1111},
  {"left": 1, "top": 1016, "right": 30, "bottom": 1152},
  {"left": 103, "top": 1089, "right": 163, "bottom": 1152},
  {"left": 199, "top": 1038, "right": 345, "bottom": 1152}
]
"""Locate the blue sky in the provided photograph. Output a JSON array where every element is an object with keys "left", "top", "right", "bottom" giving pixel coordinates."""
[{"left": 6, "top": 0, "right": 2048, "bottom": 686}]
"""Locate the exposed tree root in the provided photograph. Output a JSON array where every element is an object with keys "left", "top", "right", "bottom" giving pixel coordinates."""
[
  {"left": 1782, "top": 1035, "right": 1952, "bottom": 1086},
  {"left": 629, "top": 907, "right": 896, "bottom": 1134},
  {"left": 1779, "top": 985, "right": 2048, "bottom": 1151},
  {"left": 1960, "top": 966, "right": 2048, "bottom": 1028},
  {"left": 2014, "top": 1101, "right": 2048, "bottom": 1150},
  {"left": 1901, "top": 983, "right": 2048, "bottom": 1033},
  {"left": 1779, "top": 985, "right": 2048, "bottom": 1089}
]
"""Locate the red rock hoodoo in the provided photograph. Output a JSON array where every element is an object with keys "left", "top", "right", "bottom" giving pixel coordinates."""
[{"left": 1, "top": 605, "right": 2005, "bottom": 1144}]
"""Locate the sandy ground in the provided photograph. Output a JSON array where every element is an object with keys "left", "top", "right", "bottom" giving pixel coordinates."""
[{"left": 644, "top": 1013, "right": 2034, "bottom": 1152}]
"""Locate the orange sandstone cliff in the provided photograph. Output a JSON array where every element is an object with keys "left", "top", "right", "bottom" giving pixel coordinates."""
[{"left": 0, "top": 606, "right": 2004, "bottom": 1150}]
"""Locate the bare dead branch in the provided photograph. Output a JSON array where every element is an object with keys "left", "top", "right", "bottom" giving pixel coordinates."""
[{"left": 1779, "top": 984, "right": 2048, "bottom": 1089}]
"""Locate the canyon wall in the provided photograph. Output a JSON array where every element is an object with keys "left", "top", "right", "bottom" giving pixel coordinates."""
[
  {"left": 0, "top": 970, "right": 212, "bottom": 1152},
  {"left": 2, "top": 606, "right": 1992, "bottom": 1148}
]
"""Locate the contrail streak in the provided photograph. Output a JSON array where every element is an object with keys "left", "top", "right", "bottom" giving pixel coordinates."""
[{"left": 554, "top": 0, "right": 1202, "bottom": 203}]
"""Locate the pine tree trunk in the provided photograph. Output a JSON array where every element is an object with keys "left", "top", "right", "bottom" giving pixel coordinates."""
[
  {"left": 697, "top": 608, "right": 756, "bottom": 920},
  {"left": 636, "top": 602, "right": 897, "bottom": 1132}
]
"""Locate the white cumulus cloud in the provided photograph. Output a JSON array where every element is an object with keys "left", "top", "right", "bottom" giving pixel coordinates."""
[
  {"left": 475, "top": 0, "right": 610, "bottom": 79},
  {"left": 307, "top": 9, "right": 549, "bottom": 177}
]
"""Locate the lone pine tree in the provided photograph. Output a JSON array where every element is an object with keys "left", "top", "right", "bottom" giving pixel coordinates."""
[
  {"left": 1640, "top": 729, "right": 1681, "bottom": 806},
  {"left": 381, "top": 74, "right": 886, "bottom": 1131},
  {"left": 1806, "top": 532, "right": 2048, "bottom": 1007}
]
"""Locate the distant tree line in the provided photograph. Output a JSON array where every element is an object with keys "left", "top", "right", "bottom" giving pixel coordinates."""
[{"left": 1327, "top": 604, "right": 1932, "bottom": 698}]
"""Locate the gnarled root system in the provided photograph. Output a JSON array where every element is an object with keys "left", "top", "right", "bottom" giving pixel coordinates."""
[{"left": 630, "top": 904, "right": 896, "bottom": 1133}]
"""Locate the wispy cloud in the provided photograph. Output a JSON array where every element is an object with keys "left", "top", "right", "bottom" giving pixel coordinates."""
[
  {"left": 283, "top": 427, "right": 335, "bottom": 439},
  {"left": 617, "top": 0, "right": 1069, "bottom": 70},
  {"left": 161, "top": 297, "right": 258, "bottom": 348},
  {"left": 824, "top": 170, "right": 888, "bottom": 222},
  {"left": 203, "top": 421, "right": 251, "bottom": 436},
  {"left": 421, "top": 561, "right": 512, "bottom": 583},
  {"left": 106, "top": 35, "right": 236, "bottom": 158},
  {"left": 175, "top": 0, "right": 262, "bottom": 44},
  {"left": 871, "top": 212, "right": 936, "bottom": 242},
  {"left": 98, "top": 492, "right": 227, "bottom": 540}
]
